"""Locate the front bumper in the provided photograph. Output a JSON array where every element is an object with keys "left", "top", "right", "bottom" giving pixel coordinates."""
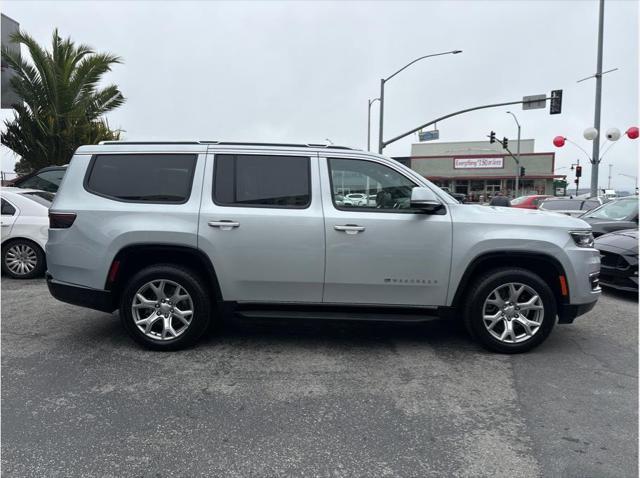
[
  {"left": 46, "top": 274, "right": 115, "bottom": 313},
  {"left": 557, "top": 300, "right": 598, "bottom": 324}
]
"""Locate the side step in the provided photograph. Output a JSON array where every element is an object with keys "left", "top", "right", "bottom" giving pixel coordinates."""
[{"left": 233, "top": 304, "right": 441, "bottom": 323}]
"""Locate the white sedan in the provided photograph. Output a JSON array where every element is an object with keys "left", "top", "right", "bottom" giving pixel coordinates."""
[{"left": 1, "top": 188, "right": 52, "bottom": 279}]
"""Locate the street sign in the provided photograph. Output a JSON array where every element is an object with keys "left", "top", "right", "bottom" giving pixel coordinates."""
[
  {"left": 522, "top": 94, "right": 546, "bottom": 110},
  {"left": 550, "top": 89, "right": 563, "bottom": 115},
  {"left": 418, "top": 129, "right": 439, "bottom": 142}
]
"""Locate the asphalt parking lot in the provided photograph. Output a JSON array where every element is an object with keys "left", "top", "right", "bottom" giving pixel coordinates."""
[{"left": 2, "top": 278, "right": 637, "bottom": 478}]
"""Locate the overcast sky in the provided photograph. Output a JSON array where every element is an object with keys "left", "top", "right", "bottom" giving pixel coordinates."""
[{"left": 1, "top": 0, "right": 638, "bottom": 189}]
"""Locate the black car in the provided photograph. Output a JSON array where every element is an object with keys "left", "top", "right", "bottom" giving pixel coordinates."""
[
  {"left": 579, "top": 196, "right": 638, "bottom": 237},
  {"left": 594, "top": 229, "right": 638, "bottom": 292},
  {"left": 8, "top": 165, "right": 67, "bottom": 193}
]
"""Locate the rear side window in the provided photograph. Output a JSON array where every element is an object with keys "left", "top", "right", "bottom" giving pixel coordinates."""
[
  {"left": 213, "top": 154, "right": 310, "bottom": 208},
  {"left": 85, "top": 154, "right": 197, "bottom": 203},
  {"left": 1, "top": 198, "right": 16, "bottom": 215}
]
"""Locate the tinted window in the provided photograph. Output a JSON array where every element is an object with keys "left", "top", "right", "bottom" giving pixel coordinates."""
[
  {"left": 86, "top": 154, "right": 197, "bottom": 203},
  {"left": 18, "top": 169, "right": 66, "bottom": 192},
  {"left": 1, "top": 198, "right": 16, "bottom": 215},
  {"left": 328, "top": 158, "right": 417, "bottom": 210},
  {"left": 542, "top": 200, "right": 580, "bottom": 210},
  {"left": 213, "top": 154, "right": 310, "bottom": 208},
  {"left": 20, "top": 191, "right": 54, "bottom": 207},
  {"left": 582, "top": 200, "right": 600, "bottom": 210}
]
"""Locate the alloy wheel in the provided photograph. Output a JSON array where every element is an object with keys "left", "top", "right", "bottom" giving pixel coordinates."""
[
  {"left": 482, "top": 282, "right": 544, "bottom": 344},
  {"left": 131, "top": 279, "right": 194, "bottom": 341},
  {"left": 5, "top": 244, "right": 38, "bottom": 276}
]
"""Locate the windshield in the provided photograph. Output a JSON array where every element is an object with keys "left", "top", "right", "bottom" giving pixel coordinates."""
[{"left": 582, "top": 198, "right": 638, "bottom": 221}]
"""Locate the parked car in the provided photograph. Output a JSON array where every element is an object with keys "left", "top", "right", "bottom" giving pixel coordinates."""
[
  {"left": 594, "top": 229, "right": 638, "bottom": 292},
  {"left": 344, "top": 193, "right": 368, "bottom": 206},
  {"left": 1, "top": 188, "right": 53, "bottom": 278},
  {"left": 539, "top": 197, "right": 603, "bottom": 217},
  {"left": 7, "top": 165, "right": 67, "bottom": 193},
  {"left": 47, "top": 141, "right": 601, "bottom": 353},
  {"left": 579, "top": 196, "right": 638, "bottom": 237},
  {"left": 511, "top": 195, "right": 552, "bottom": 210},
  {"left": 439, "top": 186, "right": 465, "bottom": 203}
]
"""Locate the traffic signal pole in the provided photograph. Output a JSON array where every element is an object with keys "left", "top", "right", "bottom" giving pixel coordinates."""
[{"left": 590, "top": 0, "right": 605, "bottom": 198}]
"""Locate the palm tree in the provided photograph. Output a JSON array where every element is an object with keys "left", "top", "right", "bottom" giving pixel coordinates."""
[{"left": 1, "top": 29, "right": 125, "bottom": 173}]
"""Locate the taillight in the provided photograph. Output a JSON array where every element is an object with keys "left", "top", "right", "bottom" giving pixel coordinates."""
[{"left": 49, "top": 212, "right": 76, "bottom": 229}]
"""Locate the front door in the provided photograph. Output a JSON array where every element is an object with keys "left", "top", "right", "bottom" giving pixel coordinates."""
[
  {"left": 321, "top": 156, "right": 452, "bottom": 307},
  {"left": 198, "top": 150, "right": 325, "bottom": 303}
]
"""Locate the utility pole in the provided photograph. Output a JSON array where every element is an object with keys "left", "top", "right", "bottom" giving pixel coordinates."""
[
  {"left": 367, "top": 98, "right": 380, "bottom": 152},
  {"left": 506, "top": 111, "right": 521, "bottom": 197},
  {"left": 590, "top": 0, "right": 605, "bottom": 197}
]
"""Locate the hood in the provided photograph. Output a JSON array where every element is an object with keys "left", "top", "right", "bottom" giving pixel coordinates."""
[
  {"left": 454, "top": 204, "right": 591, "bottom": 229},
  {"left": 594, "top": 228, "right": 639, "bottom": 254}
]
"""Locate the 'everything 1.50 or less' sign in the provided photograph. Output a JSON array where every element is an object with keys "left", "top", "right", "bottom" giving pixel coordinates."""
[{"left": 454, "top": 157, "right": 504, "bottom": 169}]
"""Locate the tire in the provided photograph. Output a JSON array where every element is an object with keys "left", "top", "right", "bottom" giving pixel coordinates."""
[
  {"left": 119, "top": 264, "right": 212, "bottom": 351},
  {"left": 463, "top": 267, "right": 556, "bottom": 354},
  {"left": 1, "top": 239, "right": 46, "bottom": 279}
]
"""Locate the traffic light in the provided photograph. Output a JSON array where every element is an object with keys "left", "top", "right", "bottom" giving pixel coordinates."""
[
  {"left": 574, "top": 178, "right": 579, "bottom": 184},
  {"left": 502, "top": 137, "right": 508, "bottom": 149},
  {"left": 575, "top": 165, "right": 582, "bottom": 178},
  {"left": 489, "top": 131, "right": 496, "bottom": 143},
  {"left": 520, "top": 166, "right": 525, "bottom": 177}
]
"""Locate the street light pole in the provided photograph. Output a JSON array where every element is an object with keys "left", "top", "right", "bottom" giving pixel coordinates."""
[
  {"left": 506, "top": 111, "right": 521, "bottom": 197},
  {"left": 590, "top": 0, "right": 605, "bottom": 197},
  {"left": 367, "top": 98, "right": 380, "bottom": 151},
  {"left": 377, "top": 50, "right": 462, "bottom": 154}
]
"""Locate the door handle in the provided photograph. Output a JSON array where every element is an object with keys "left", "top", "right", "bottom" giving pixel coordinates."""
[
  {"left": 208, "top": 220, "right": 240, "bottom": 230},
  {"left": 334, "top": 224, "right": 365, "bottom": 235}
]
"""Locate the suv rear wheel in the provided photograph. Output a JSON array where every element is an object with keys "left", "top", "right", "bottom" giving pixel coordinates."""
[
  {"left": 464, "top": 267, "right": 556, "bottom": 353},
  {"left": 120, "top": 264, "right": 211, "bottom": 350}
]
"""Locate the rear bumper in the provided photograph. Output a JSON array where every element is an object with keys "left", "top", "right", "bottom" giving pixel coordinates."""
[
  {"left": 557, "top": 300, "right": 598, "bottom": 324},
  {"left": 46, "top": 274, "right": 115, "bottom": 313}
]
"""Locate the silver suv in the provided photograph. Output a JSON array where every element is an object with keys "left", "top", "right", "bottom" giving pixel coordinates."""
[{"left": 46, "top": 141, "right": 601, "bottom": 353}]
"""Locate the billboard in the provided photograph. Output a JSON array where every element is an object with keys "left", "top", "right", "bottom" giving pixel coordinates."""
[
  {"left": 1, "top": 14, "right": 21, "bottom": 109},
  {"left": 454, "top": 157, "right": 504, "bottom": 169}
]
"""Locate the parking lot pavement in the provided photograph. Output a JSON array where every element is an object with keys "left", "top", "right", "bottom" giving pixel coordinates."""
[{"left": 1, "top": 278, "right": 637, "bottom": 478}]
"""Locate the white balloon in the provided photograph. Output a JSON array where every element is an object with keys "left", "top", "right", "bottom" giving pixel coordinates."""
[
  {"left": 583, "top": 127, "right": 599, "bottom": 141},
  {"left": 605, "top": 127, "right": 621, "bottom": 141}
]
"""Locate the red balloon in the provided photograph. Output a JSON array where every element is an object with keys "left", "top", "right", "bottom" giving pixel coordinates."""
[
  {"left": 553, "top": 136, "right": 566, "bottom": 147},
  {"left": 626, "top": 126, "right": 639, "bottom": 140}
]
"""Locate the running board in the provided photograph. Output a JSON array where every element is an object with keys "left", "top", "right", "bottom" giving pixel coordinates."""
[{"left": 232, "top": 304, "right": 441, "bottom": 323}]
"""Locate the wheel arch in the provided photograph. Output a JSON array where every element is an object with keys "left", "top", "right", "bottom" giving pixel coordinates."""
[
  {"left": 450, "top": 251, "right": 569, "bottom": 310},
  {"left": 106, "top": 243, "right": 222, "bottom": 305}
]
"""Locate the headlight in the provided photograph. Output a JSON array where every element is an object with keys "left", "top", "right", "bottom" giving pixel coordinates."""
[{"left": 570, "top": 231, "right": 594, "bottom": 248}]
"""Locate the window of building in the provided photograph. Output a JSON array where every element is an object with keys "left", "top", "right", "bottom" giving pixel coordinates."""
[
  {"left": 86, "top": 154, "right": 197, "bottom": 203},
  {"left": 214, "top": 154, "right": 310, "bottom": 208},
  {"left": 328, "top": 158, "right": 416, "bottom": 210}
]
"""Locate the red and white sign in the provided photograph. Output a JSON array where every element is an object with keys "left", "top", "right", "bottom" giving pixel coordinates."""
[{"left": 454, "top": 157, "right": 504, "bottom": 169}]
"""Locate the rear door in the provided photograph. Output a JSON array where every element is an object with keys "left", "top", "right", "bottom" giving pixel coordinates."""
[
  {"left": 1, "top": 198, "right": 18, "bottom": 240},
  {"left": 198, "top": 149, "right": 325, "bottom": 303},
  {"left": 320, "top": 155, "right": 453, "bottom": 306}
]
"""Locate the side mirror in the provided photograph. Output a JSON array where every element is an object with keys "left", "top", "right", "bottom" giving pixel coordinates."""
[{"left": 410, "top": 187, "right": 442, "bottom": 212}]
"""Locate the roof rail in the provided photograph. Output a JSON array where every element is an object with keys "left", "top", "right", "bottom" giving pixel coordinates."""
[{"left": 98, "top": 140, "right": 355, "bottom": 150}]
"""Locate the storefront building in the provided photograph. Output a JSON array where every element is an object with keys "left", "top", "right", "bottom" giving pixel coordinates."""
[{"left": 400, "top": 140, "right": 565, "bottom": 202}]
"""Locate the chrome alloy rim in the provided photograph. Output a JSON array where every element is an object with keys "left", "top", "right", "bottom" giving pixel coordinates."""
[
  {"left": 5, "top": 244, "right": 37, "bottom": 275},
  {"left": 482, "top": 282, "right": 544, "bottom": 344},
  {"left": 131, "top": 279, "right": 194, "bottom": 340}
]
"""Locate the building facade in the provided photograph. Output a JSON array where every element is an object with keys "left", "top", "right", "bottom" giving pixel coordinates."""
[{"left": 401, "top": 140, "right": 564, "bottom": 202}]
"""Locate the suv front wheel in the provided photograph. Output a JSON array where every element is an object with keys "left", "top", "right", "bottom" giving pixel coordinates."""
[
  {"left": 464, "top": 267, "right": 557, "bottom": 353},
  {"left": 120, "top": 264, "right": 211, "bottom": 350}
]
